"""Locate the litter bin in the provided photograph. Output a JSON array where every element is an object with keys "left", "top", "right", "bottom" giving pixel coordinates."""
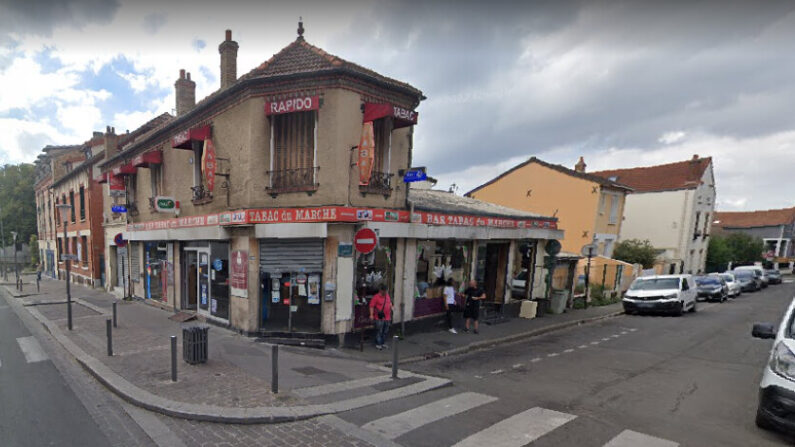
[
  {"left": 550, "top": 291, "right": 568, "bottom": 314},
  {"left": 534, "top": 298, "right": 550, "bottom": 317},
  {"left": 183, "top": 326, "right": 209, "bottom": 364}
]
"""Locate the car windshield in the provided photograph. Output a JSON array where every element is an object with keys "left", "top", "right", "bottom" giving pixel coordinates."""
[
  {"left": 733, "top": 271, "right": 752, "bottom": 279},
  {"left": 720, "top": 274, "right": 734, "bottom": 282},
  {"left": 696, "top": 277, "right": 720, "bottom": 286},
  {"left": 630, "top": 278, "right": 680, "bottom": 290}
]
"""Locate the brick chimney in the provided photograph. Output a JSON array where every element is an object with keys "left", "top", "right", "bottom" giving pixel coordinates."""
[
  {"left": 103, "top": 125, "right": 119, "bottom": 161},
  {"left": 218, "top": 29, "right": 238, "bottom": 90},
  {"left": 175, "top": 69, "right": 196, "bottom": 117},
  {"left": 574, "top": 156, "right": 586, "bottom": 173},
  {"left": 691, "top": 154, "right": 699, "bottom": 162}
]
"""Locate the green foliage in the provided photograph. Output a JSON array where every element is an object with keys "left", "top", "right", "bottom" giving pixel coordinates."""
[
  {"left": 0, "top": 164, "right": 36, "bottom": 248},
  {"left": 589, "top": 284, "right": 621, "bottom": 306},
  {"left": 29, "top": 234, "right": 39, "bottom": 266},
  {"left": 718, "top": 233, "right": 765, "bottom": 266},
  {"left": 705, "top": 236, "right": 732, "bottom": 273},
  {"left": 612, "top": 239, "right": 657, "bottom": 268}
]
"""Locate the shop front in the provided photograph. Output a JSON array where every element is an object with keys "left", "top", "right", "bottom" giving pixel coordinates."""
[
  {"left": 353, "top": 238, "right": 397, "bottom": 329},
  {"left": 181, "top": 241, "right": 230, "bottom": 322},
  {"left": 413, "top": 239, "right": 472, "bottom": 318},
  {"left": 144, "top": 241, "right": 168, "bottom": 302}
]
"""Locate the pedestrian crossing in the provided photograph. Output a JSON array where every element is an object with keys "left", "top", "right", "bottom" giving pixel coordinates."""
[
  {"left": 349, "top": 389, "right": 679, "bottom": 446},
  {"left": 0, "top": 336, "right": 50, "bottom": 369}
]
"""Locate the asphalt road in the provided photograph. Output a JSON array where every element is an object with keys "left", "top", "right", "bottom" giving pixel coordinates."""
[{"left": 337, "top": 280, "right": 795, "bottom": 446}]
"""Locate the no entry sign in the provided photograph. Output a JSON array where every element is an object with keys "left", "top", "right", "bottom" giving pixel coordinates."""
[{"left": 353, "top": 228, "right": 378, "bottom": 254}]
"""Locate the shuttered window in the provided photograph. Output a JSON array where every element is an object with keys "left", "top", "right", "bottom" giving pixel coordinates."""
[
  {"left": 269, "top": 111, "right": 316, "bottom": 190},
  {"left": 259, "top": 239, "right": 324, "bottom": 274},
  {"left": 130, "top": 242, "right": 141, "bottom": 282}
]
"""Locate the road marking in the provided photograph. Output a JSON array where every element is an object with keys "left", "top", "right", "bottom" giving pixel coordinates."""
[
  {"left": 603, "top": 429, "right": 679, "bottom": 447},
  {"left": 490, "top": 369, "right": 504, "bottom": 375},
  {"left": 578, "top": 345, "right": 588, "bottom": 349},
  {"left": 591, "top": 341, "right": 601, "bottom": 345},
  {"left": 451, "top": 407, "right": 577, "bottom": 447},
  {"left": 611, "top": 334, "right": 621, "bottom": 338},
  {"left": 620, "top": 331, "right": 628, "bottom": 335},
  {"left": 294, "top": 374, "right": 394, "bottom": 398},
  {"left": 547, "top": 352, "right": 560, "bottom": 358},
  {"left": 563, "top": 349, "right": 574, "bottom": 353},
  {"left": 16, "top": 336, "right": 49, "bottom": 363},
  {"left": 531, "top": 357, "right": 542, "bottom": 363},
  {"left": 602, "top": 337, "right": 611, "bottom": 341},
  {"left": 474, "top": 375, "right": 483, "bottom": 379},
  {"left": 512, "top": 363, "right": 523, "bottom": 369},
  {"left": 629, "top": 328, "right": 638, "bottom": 332},
  {"left": 362, "top": 392, "right": 498, "bottom": 440}
]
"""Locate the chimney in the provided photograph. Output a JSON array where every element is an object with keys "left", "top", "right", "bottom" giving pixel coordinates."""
[
  {"left": 574, "top": 156, "right": 586, "bottom": 173},
  {"left": 103, "top": 126, "right": 119, "bottom": 160},
  {"left": 218, "top": 29, "right": 239, "bottom": 90},
  {"left": 691, "top": 154, "right": 699, "bottom": 162},
  {"left": 175, "top": 69, "right": 196, "bottom": 117}
]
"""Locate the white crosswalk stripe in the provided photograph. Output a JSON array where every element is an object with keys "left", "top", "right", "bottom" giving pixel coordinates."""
[
  {"left": 451, "top": 407, "right": 576, "bottom": 447},
  {"left": 362, "top": 392, "right": 498, "bottom": 440},
  {"left": 16, "top": 336, "right": 49, "bottom": 363},
  {"left": 603, "top": 429, "right": 679, "bottom": 447}
]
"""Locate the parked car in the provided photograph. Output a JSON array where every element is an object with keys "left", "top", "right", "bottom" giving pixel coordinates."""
[
  {"left": 733, "top": 268, "right": 762, "bottom": 291},
  {"left": 695, "top": 275, "right": 728, "bottom": 302},
  {"left": 622, "top": 274, "right": 697, "bottom": 316},
  {"left": 766, "top": 269, "right": 783, "bottom": 285},
  {"left": 736, "top": 265, "right": 770, "bottom": 288},
  {"left": 751, "top": 298, "right": 795, "bottom": 434},
  {"left": 717, "top": 272, "right": 742, "bottom": 297}
]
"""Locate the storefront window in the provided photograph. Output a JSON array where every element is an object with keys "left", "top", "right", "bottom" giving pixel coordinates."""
[
  {"left": 210, "top": 242, "right": 230, "bottom": 320},
  {"left": 413, "top": 240, "right": 472, "bottom": 318},
  {"left": 144, "top": 242, "right": 167, "bottom": 301},
  {"left": 355, "top": 238, "right": 396, "bottom": 304}
]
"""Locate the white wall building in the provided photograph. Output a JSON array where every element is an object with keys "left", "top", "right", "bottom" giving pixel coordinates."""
[{"left": 591, "top": 155, "right": 716, "bottom": 274}]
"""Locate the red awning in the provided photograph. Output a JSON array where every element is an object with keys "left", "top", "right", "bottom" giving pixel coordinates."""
[
  {"left": 112, "top": 163, "right": 136, "bottom": 176},
  {"left": 172, "top": 125, "right": 211, "bottom": 149},
  {"left": 109, "top": 173, "right": 125, "bottom": 191},
  {"left": 363, "top": 103, "right": 418, "bottom": 128},
  {"left": 132, "top": 150, "right": 163, "bottom": 168},
  {"left": 95, "top": 172, "right": 109, "bottom": 184}
]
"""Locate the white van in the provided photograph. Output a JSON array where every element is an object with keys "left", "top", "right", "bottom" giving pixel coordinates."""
[{"left": 622, "top": 274, "right": 698, "bottom": 316}]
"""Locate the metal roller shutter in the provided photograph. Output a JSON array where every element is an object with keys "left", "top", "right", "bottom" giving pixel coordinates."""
[
  {"left": 130, "top": 242, "right": 141, "bottom": 282},
  {"left": 259, "top": 239, "right": 324, "bottom": 273}
]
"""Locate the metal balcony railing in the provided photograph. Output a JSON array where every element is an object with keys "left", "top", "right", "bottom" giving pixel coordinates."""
[
  {"left": 191, "top": 185, "right": 212, "bottom": 205},
  {"left": 266, "top": 167, "right": 318, "bottom": 195},
  {"left": 360, "top": 170, "right": 394, "bottom": 196}
]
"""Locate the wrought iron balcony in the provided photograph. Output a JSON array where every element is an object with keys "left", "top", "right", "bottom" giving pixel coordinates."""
[
  {"left": 359, "top": 171, "right": 394, "bottom": 197},
  {"left": 191, "top": 185, "right": 213, "bottom": 205},
  {"left": 266, "top": 167, "right": 318, "bottom": 196}
]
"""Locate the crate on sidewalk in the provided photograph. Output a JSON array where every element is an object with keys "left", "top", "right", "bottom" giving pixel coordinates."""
[{"left": 182, "top": 326, "right": 209, "bottom": 364}]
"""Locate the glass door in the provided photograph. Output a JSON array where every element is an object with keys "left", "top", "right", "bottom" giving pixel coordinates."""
[
  {"left": 182, "top": 250, "right": 198, "bottom": 310},
  {"left": 197, "top": 249, "right": 210, "bottom": 317}
]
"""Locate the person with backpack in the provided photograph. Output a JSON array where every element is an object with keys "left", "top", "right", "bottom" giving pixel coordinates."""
[{"left": 369, "top": 284, "right": 393, "bottom": 350}]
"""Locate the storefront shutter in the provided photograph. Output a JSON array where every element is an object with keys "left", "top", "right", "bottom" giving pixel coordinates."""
[
  {"left": 130, "top": 242, "right": 141, "bottom": 282},
  {"left": 259, "top": 239, "right": 324, "bottom": 273}
]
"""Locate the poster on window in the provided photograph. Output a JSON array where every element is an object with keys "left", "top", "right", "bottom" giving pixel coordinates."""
[
  {"left": 358, "top": 122, "right": 375, "bottom": 185},
  {"left": 271, "top": 280, "right": 280, "bottom": 303},
  {"left": 211, "top": 298, "right": 218, "bottom": 313},
  {"left": 307, "top": 274, "right": 320, "bottom": 304},
  {"left": 201, "top": 283, "right": 208, "bottom": 306},
  {"left": 230, "top": 250, "right": 248, "bottom": 298}
]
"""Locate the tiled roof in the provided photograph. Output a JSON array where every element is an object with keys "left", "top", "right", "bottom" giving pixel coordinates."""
[
  {"left": 239, "top": 37, "right": 422, "bottom": 97},
  {"left": 713, "top": 207, "right": 795, "bottom": 229},
  {"left": 466, "top": 156, "right": 632, "bottom": 197},
  {"left": 410, "top": 188, "right": 555, "bottom": 221},
  {"left": 591, "top": 157, "right": 712, "bottom": 193}
]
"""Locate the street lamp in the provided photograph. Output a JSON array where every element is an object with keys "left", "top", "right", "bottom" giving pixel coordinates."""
[
  {"left": 10, "top": 231, "right": 18, "bottom": 291},
  {"left": 55, "top": 203, "right": 73, "bottom": 330}
]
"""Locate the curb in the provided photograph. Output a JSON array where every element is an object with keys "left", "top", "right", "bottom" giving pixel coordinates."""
[
  {"left": 4, "top": 286, "right": 450, "bottom": 424},
  {"left": 390, "top": 309, "right": 625, "bottom": 366}
]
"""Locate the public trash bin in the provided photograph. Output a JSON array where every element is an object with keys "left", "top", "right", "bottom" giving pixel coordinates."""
[
  {"left": 550, "top": 291, "right": 568, "bottom": 314},
  {"left": 534, "top": 298, "right": 550, "bottom": 317},
  {"left": 182, "top": 326, "right": 209, "bottom": 364}
]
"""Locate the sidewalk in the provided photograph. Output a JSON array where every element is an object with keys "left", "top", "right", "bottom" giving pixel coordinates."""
[
  {"left": 338, "top": 301, "right": 624, "bottom": 365},
  {"left": 1, "top": 275, "right": 449, "bottom": 424}
]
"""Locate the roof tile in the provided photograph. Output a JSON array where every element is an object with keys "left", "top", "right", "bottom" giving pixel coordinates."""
[
  {"left": 713, "top": 207, "right": 795, "bottom": 228},
  {"left": 591, "top": 157, "right": 712, "bottom": 192}
]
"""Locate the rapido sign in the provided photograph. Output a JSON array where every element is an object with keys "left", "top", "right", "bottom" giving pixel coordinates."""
[{"left": 265, "top": 96, "right": 319, "bottom": 116}]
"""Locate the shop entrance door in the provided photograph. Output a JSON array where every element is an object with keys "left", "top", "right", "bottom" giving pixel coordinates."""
[
  {"left": 481, "top": 242, "right": 509, "bottom": 304},
  {"left": 181, "top": 250, "right": 198, "bottom": 310},
  {"left": 261, "top": 271, "right": 322, "bottom": 333},
  {"left": 196, "top": 249, "right": 211, "bottom": 317}
]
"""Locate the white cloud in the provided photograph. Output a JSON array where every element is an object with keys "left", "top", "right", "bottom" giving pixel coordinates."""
[
  {"left": 56, "top": 103, "right": 103, "bottom": 137},
  {"left": 0, "top": 118, "right": 70, "bottom": 163},
  {"left": 659, "top": 131, "right": 686, "bottom": 144}
]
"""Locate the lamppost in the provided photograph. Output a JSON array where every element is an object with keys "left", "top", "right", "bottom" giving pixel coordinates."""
[
  {"left": 10, "top": 231, "right": 18, "bottom": 291},
  {"left": 55, "top": 203, "right": 73, "bottom": 330}
]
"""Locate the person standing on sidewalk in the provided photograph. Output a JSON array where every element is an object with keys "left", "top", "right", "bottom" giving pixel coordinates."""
[
  {"left": 463, "top": 280, "right": 486, "bottom": 334},
  {"left": 369, "top": 284, "right": 392, "bottom": 350},
  {"left": 443, "top": 279, "right": 458, "bottom": 333}
]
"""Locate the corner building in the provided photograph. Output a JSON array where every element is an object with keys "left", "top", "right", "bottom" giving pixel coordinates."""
[{"left": 100, "top": 26, "right": 562, "bottom": 339}]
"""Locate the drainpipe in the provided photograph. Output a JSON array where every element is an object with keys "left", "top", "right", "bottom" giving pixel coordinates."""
[{"left": 400, "top": 198, "right": 414, "bottom": 337}]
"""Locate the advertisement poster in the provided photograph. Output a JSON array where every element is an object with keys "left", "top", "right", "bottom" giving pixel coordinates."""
[
  {"left": 230, "top": 250, "right": 248, "bottom": 298},
  {"left": 308, "top": 274, "right": 320, "bottom": 304},
  {"left": 200, "top": 283, "right": 208, "bottom": 306},
  {"left": 211, "top": 298, "right": 218, "bottom": 313},
  {"left": 271, "top": 280, "right": 280, "bottom": 303}
]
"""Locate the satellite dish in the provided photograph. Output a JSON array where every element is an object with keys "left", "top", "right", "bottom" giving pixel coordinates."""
[
  {"left": 581, "top": 243, "right": 598, "bottom": 258},
  {"left": 545, "top": 239, "right": 561, "bottom": 256}
]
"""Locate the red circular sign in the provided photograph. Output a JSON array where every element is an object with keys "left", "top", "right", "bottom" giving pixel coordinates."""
[
  {"left": 114, "top": 233, "right": 127, "bottom": 248},
  {"left": 353, "top": 228, "right": 378, "bottom": 254}
]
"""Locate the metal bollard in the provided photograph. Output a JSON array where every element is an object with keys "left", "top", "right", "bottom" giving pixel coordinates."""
[
  {"left": 392, "top": 335, "right": 399, "bottom": 379},
  {"left": 112, "top": 302, "right": 117, "bottom": 328},
  {"left": 36, "top": 278, "right": 40, "bottom": 293},
  {"left": 170, "top": 336, "right": 177, "bottom": 382},
  {"left": 271, "top": 345, "right": 279, "bottom": 394},
  {"left": 106, "top": 319, "right": 113, "bottom": 356}
]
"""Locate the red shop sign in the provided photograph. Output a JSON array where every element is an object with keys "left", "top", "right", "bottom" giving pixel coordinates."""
[{"left": 202, "top": 139, "right": 216, "bottom": 192}]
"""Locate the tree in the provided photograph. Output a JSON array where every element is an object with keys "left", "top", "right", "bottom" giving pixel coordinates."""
[
  {"left": 705, "top": 236, "right": 732, "bottom": 273},
  {"left": 724, "top": 233, "right": 765, "bottom": 266},
  {"left": 0, "top": 164, "right": 36, "bottom": 249},
  {"left": 613, "top": 239, "right": 657, "bottom": 268},
  {"left": 29, "top": 234, "right": 39, "bottom": 267}
]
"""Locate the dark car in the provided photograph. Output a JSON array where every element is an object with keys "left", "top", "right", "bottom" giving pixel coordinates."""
[
  {"left": 733, "top": 269, "right": 760, "bottom": 292},
  {"left": 766, "top": 269, "right": 783, "bottom": 285},
  {"left": 695, "top": 276, "right": 728, "bottom": 302}
]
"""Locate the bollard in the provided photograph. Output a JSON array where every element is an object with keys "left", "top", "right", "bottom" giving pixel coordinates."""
[
  {"left": 36, "top": 278, "right": 40, "bottom": 293},
  {"left": 170, "top": 336, "right": 177, "bottom": 382},
  {"left": 112, "top": 302, "right": 117, "bottom": 328},
  {"left": 271, "top": 345, "right": 279, "bottom": 394},
  {"left": 392, "top": 335, "right": 399, "bottom": 379},
  {"left": 106, "top": 319, "right": 113, "bottom": 356}
]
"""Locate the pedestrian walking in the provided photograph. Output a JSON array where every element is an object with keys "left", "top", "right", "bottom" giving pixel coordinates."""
[
  {"left": 463, "top": 280, "right": 486, "bottom": 334},
  {"left": 443, "top": 279, "right": 457, "bottom": 333},
  {"left": 369, "top": 284, "right": 393, "bottom": 350}
]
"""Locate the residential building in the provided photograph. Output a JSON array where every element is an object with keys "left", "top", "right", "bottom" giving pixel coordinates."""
[
  {"left": 712, "top": 207, "right": 795, "bottom": 272},
  {"left": 98, "top": 25, "right": 563, "bottom": 339},
  {"left": 34, "top": 152, "right": 58, "bottom": 278},
  {"left": 591, "top": 155, "right": 716, "bottom": 274}
]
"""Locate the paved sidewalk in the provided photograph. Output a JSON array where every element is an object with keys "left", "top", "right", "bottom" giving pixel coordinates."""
[
  {"left": 3, "top": 275, "right": 449, "bottom": 424},
  {"left": 339, "top": 301, "right": 624, "bottom": 365}
]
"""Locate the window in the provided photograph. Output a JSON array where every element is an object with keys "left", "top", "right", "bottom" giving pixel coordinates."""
[
  {"left": 57, "top": 238, "right": 62, "bottom": 259},
  {"left": 368, "top": 117, "right": 393, "bottom": 190},
  {"left": 69, "top": 191, "right": 75, "bottom": 222},
  {"left": 608, "top": 195, "right": 620, "bottom": 225},
  {"left": 693, "top": 212, "right": 701, "bottom": 239},
  {"left": 81, "top": 236, "right": 88, "bottom": 266},
  {"left": 702, "top": 212, "right": 710, "bottom": 237},
  {"left": 682, "top": 279, "right": 690, "bottom": 291},
  {"left": 54, "top": 198, "right": 60, "bottom": 225},
  {"left": 150, "top": 164, "right": 161, "bottom": 198},
  {"left": 598, "top": 193, "right": 606, "bottom": 214},
  {"left": 126, "top": 175, "right": 138, "bottom": 212},
  {"left": 268, "top": 111, "right": 316, "bottom": 191},
  {"left": 79, "top": 186, "right": 85, "bottom": 221}
]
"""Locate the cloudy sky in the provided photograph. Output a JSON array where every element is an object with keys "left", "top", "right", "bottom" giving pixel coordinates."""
[{"left": 1, "top": 0, "right": 794, "bottom": 211}]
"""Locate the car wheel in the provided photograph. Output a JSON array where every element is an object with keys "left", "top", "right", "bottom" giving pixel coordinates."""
[
  {"left": 689, "top": 300, "right": 697, "bottom": 313},
  {"left": 676, "top": 302, "right": 685, "bottom": 316},
  {"left": 756, "top": 408, "right": 775, "bottom": 431}
]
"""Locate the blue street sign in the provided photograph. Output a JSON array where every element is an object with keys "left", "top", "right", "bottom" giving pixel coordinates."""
[
  {"left": 111, "top": 205, "right": 127, "bottom": 213},
  {"left": 403, "top": 169, "right": 427, "bottom": 183}
]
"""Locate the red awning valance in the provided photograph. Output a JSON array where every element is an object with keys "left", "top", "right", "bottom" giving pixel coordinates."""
[
  {"left": 112, "top": 163, "right": 136, "bottom": 176},
  {"left": 95, "top": 172, "right": 109, "bottom": 184},
  {"left": 132, "top": 150, "right": 162, "bottom": 168},
  {"left": 363, "top": 103, "right": 418, "bottom": 128},
  {"left": 172, "top": 125, "right": 211, "bottom": 149},
  {"left": 109, "top": 173, "right": 125, "bottom": 191}
]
